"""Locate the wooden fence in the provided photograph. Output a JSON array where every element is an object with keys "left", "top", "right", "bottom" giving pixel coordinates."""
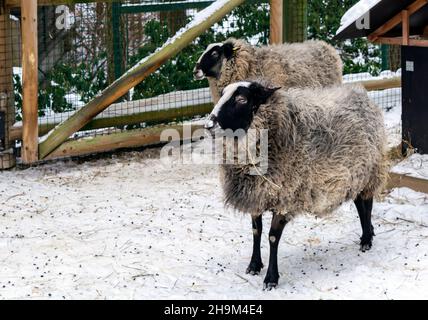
[{"left": 0, "top": 0, "right": 426, "bottom": 195}]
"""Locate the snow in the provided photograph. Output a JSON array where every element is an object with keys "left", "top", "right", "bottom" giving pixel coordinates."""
[
  {"left": 9, "top": 14, "right": 19, "bottom": 22},
  {"left": 336, "top": 0, "right": 381, "bottom": 35},
  {"left": 392, "top": 154, "right": 428, "bottom": 180},
  {"left": 13, "top": 67, "right": 22, "bottom": 79},
  {"left": 0, "top": 147, "right": 427, "bottom": 299},
  {"left": 0, "top": 65, "right": 426, "bottom": 298}
]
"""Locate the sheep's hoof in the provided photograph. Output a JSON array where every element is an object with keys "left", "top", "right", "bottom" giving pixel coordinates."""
[
  {"left": 360, "top": 227, "right": 375, "bottom": 252},
  {"left": 246, "top": 260, "right": 263, "bottom": 275},
  {"left": 263, "top": 282, "right": 278, "bottom": 291},
  {"left": 360, "top": 236, "right": 373, "bottom": 252},
  {"left": 263, "top": 271, "right": 279, "bottom": 290}
]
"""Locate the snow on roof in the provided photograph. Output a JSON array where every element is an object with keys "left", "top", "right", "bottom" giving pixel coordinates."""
[{"left": 336, "top": 0, "right": 382, "bottom": 35}]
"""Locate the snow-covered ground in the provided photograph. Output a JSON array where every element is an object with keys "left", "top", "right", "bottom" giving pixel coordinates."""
[
  {"left": 1, "top": 66, "right": 417, "bottom": 299},
  {"left": 392, "top": 154, "right": 428, "bottom": 180},
  {"left": 0, "top": 144, "right": 427, "bottom": 299}
]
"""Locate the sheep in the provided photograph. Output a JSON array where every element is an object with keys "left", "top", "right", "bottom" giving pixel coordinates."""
[
  {"left": 193, "top": 38, "right": 343, "bottom": 104},
  {"left": 204, "top": 80, "right": 389, "bottom": 290}
]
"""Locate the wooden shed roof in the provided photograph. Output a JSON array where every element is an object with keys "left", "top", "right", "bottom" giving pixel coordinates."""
[{"left": 334, "top": 0, "right": 428, "bottom": 40}]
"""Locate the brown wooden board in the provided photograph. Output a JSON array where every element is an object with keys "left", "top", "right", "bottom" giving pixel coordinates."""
[{"left": 388, "top": 172, "right": 428, "bottom": 194}]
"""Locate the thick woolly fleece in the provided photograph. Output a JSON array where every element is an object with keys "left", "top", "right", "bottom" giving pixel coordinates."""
[
  {"left": 208, "top": 38, "right": 343, "bottom": 103},
  {"left": 220, "top": 84, "right": 389, "bottom": 218}
]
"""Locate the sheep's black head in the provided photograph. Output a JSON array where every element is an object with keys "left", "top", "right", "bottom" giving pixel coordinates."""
[
  {"left": 193, "top": 42, "right": 235, "bottom": 80},
  {"left": 205, "top": 81, "right": 281, "bottom": 135}
]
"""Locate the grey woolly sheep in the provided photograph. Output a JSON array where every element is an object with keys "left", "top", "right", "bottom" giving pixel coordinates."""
[
  {"left": 204, "top": 80, "right": 389, "bottom": 290},
  {"left": 193, "top": 38, "right": 343, "bottom": 103}
]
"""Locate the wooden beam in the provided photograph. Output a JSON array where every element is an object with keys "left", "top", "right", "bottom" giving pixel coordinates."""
[
  {"left": 402, "top": 10, "right": 409, "bottom": 45},
  {"left": 270, "top": 0, "right": 283, "bottom": 44},
  {"left": 388, "top": 172, "right": 428, "bottom": 194},
  {"left": 372, "top": 37, "right": 403, "bottom": 45},
  {"left": 38, "top": 0, "right": 245, "bottom": 160},
  {"left": 358, "top": 76, "right": 401, "bottom": 91},
  {"left": 9, "top": 102, "right": 213, "bottom": 141},
  {"left": 373, "top": 36, "right": 428, "bottom": 47},
  {"left": 368, "top": 0, "right": 428, "bottom": 41},
  {"left": 372, "top": 36, "right": 403, "bottom": 45},
  {"left": 21, "top": 0, "right": 39, "bottom": 164},
  {"left": 44, "top": 124, "right": 204, "bottom": 160},
  {"left": 409, "top": 38, "right": 428, "bottom": 46}
]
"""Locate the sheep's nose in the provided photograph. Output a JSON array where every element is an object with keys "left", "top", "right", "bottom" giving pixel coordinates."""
[
  {"left": 204, "top": 115, "right": 216, "bottom": 130},
  {"left": 193, "top": 65, "right": 204, "bottom": 80},
  {"left": 205, "top": 115, "right": 221, "bottom": 138}
]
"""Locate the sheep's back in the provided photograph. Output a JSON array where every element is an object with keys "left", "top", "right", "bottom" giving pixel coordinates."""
[
  {"left": 255, "top": 40, "right": 343, "bottom": 89},
  {"left": 215, "top": 40, "right": 343, "bottom": 104}
]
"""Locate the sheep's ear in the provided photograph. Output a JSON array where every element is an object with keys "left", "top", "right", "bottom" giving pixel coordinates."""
[
  {"left": 223, "top": 42, "right": 235, "bottom": 59},
  {"left": 250, "top": 83, "right": 281, "bottom": 105}
]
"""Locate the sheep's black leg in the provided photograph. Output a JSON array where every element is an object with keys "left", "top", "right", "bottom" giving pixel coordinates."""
[
  {"left": 246, "top": 215, "right": 264, "bottom": 275},
  {"left": 263, "top": 212, "right": 288, "bottom": 290},
  {"left": 354, "top": 194, "right": 375, "bottom": 252}
]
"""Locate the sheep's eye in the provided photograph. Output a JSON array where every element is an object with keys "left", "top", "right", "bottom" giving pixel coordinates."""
[
  {"left": 211, "top": 51, "right": 219, "bottom": 58},
  {"left": 235, "top": 95, "right": 247, "bottom": 105}
]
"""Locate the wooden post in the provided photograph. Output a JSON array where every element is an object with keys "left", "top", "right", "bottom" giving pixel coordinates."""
[
  {"left": 38, "top": 0, "right": 245, "bottom": 159},
  {"left": 21, "top": 0, "right": 39, "bottom": 164},
  {"left": 0, "top": 5, "right": 16, "bottom": 169},
  {"left": 402, "top": 10, "right": 409, "bottom": 46},
  {"left": 270, "top": 0, "right": 283, "bottom": 44}
]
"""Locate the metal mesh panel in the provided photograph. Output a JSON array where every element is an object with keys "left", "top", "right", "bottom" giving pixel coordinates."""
[
  {"left": 15, "top": 0, "right": 269, "bottom": 143},
  {"left": 4, "top": 0, "right": 402, "bottom": 161},
  {"left": 0, "top": 10, "right": 19, "bottom": 168}
]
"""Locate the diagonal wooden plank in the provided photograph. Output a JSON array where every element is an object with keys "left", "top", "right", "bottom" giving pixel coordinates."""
[
  {"left": 388, "top": 172, "right": 428, "bottom": 194},
  {"left": 38, "top": 0, "right": 245, "bottom": 159}
]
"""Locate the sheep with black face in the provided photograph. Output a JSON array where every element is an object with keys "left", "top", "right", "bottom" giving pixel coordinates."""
[
  {"left": 205, "top": 81, "right": 389, "bottom": 290},
  {"left": 194, "top": 38, "right": 343, "bottom": 104}
]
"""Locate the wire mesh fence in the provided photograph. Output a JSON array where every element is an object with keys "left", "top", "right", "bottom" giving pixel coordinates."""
[
  {"left": 4, "top": 0, "right": 402, "bottom": 161},
  {"left": 0, "top": 10, "right": 19, "bottom": 168}
]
